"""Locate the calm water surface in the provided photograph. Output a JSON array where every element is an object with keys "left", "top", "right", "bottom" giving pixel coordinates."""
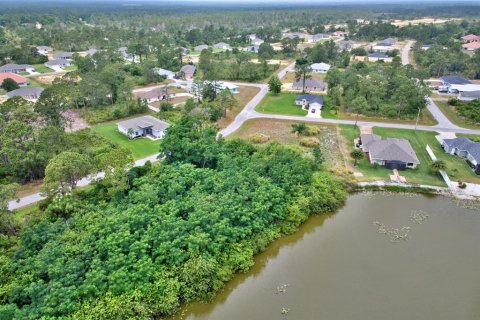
[{"left": 171, "top": 193, "right": 480, "bottom": 320}]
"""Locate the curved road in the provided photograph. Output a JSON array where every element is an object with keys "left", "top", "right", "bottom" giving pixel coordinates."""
[{"left": 8, "top": 59, "right": 480, "bottom": 210}]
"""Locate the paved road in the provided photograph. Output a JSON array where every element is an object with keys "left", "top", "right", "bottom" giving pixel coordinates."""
[
  {"left": 401, "top": 40, "right": 415, "bottom": 66},
  {"left": 10, "top": 59, "right": 480, "bottom": 210},
  {"left": 8, "top": 154, "right": 160, "bottom": 210}
]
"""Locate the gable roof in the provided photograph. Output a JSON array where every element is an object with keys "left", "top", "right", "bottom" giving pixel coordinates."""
[
  {"left": 0, "top": 63, "right": 34, "bottom": 73},
  {"left": 311, "top": 62, "right": 331, "bottom": 70},
  {"left": 117, "top": 115, "right": 170, "bottom": 132},
  {"left": 152, "top": 68, "right": 175, "bottom": 78},
  {"left": 368, "top": 53, "right": 389, "bottom": 58},
  {"left": 441, "top": 75, "right": 471, "bottom": 85},
  {"left": 53, "top": 52, "right": 73, "bottom": 59},
  {"left": 0, "top": 73, "right": 28, "bottom": 84},
  {"left": 376, "top": 38, "right": 396, "bottom": 46},
  {"left": 444, "top": 137, "right": 480, "bottom": 162},
  {"left": 461, "top": 34, "right": 480, "bottom": 41},
  {"left": 292, "top": 78, "right": 325, "bottom": 90},
  {"left": 134, "top": 87, "right": 171, "bottom": 100},
  {"left": 459, "top": 91, "right": 480, "bottom": 99},
  {"left": 45, "top": 59, "right": 71, "bottom": 67},
  {"left": 6, "top": 87, "right": 44, "bottom": 98},
  {"left": 462, "top": 42, "right": 480, "bottom": 50},
  {"left": 361, "top": 134, "right": 419, "bottom": 164},
  {"left": 194, "top": 44, "right": 209, "bottom": 51},
  {"left": 295, "top": 94, "right": 324, "bottom": 104},
  {"left": 180, "top": 64, "right": 196, "bottom": 74}
]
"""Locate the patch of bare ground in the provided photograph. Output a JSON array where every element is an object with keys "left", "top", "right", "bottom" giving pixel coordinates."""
[
  {"left": 63, "top": 109, "right": 90, "bottom": 132},
  {"left": 217, "top": 86, "right": 260, "bottom": 129}
]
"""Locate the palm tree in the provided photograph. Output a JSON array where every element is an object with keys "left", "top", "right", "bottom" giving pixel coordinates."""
[
  {"left": 350, "top": 149, "right": 364, "bottom": 167},
  {"left": 294, "top": 58, "right": 312, "bottom": 93},
  {"left": 430, "top": 160, "right": 446, "bottom": 174}
]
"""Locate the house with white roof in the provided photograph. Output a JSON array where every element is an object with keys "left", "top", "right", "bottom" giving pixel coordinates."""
[
  {"left": 152, "top": 68, "right": 175, "bottom": 79},
  {"left": 213, "top": 42, "right": 232, "bottom": 50},
  {"left": 311, "top": 63, "right": 331, "bottom": 73}
]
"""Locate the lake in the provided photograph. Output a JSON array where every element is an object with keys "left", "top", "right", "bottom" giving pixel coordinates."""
[{"left": 171, "top": 193, "right": 480, "bottom": 320}]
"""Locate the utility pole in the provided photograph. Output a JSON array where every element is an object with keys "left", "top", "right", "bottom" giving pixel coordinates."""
[{"left": 414, "top": 107, "right": 421, "bottom": 131}]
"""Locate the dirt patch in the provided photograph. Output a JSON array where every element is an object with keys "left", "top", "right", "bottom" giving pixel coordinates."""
[
  {"left": 63, "top": 109, "right": 90, "bottom": 132},
  {"left": 217, "top": 86, "right": 260, "bottom": 129},
  {"left": 32, "top": 74, "right": 62, "bottom": 85},
  {"left": 282, "top": 71, "right": 325, "bottom": 84},
  {"left": 231, "top": 118, "right": 344, "bottom": 168},
  {"left": 391, "top": 17, "right": 461, "bottom": 26}
]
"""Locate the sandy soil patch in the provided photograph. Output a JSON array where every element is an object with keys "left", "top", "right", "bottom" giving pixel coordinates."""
[{"left": 63, "top": 109, "right": 90, "bottom": 132}]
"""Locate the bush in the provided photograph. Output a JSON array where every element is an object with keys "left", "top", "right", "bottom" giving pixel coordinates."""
[
  {"left": 249, "top": 133, "right": 270, "bottom": 144},
  {"left": 300, "top": 137, "right": 320, "bottom": 147},
  {"left": 81, "top": 101, "right": 148, "bottom": 125},
  {"left": 304, "top": 125, "right": 320, "bottom": 136}
]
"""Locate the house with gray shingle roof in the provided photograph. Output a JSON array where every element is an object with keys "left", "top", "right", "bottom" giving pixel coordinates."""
[
  {"left": 6, "top": 87, "right": 44, "bottom": 101},
  {"left": 442, "top": 137, "right": 480, "bottom": 174},
  {"left": 117, "top": 115, "right": 170, "bottom": 139},
  {"left": 53, "top": 52, "right": 73, "bottom": 60},
  {"left": 194, "top": 44, "right": 209, "bottom": 52},
  {"left": 292, "top": 78, "right": 326, "bottom": 91},
  {"left": 458, "top": 90, "right": 480, "bottom": 101},
  {"left": 0, "top": 63, "right": 35, "bottom": 74},
  {"left": 360, "top": 134, "right": 420, "bottom": 169}
]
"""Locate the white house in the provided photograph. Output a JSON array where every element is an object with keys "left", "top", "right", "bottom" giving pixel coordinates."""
[
  {"left": 117, "top": 115, "right": 170, "bottom": 139},
  {"left": 442, "top": 137, "right": 480, "bottom": 174},
  {"left": 152, "top": 68, "right": 175, "bottom": 79},
  {"left": 204, "top": 81, "right": 239, "bottom": 94},
  {"left": 213, "top": 42, "right": 231, "bottom": 50},
  {"left": 251, "top": 37, "right": 264, "bottom": 46},
  {"left": 45, "top": 59, "right": 71, "bottom": 70},
  {"left": 440, "top": 75, "right": 480, "bottom": 93},
  {"left": 36, "top": 46, "right": 52, "bottom": 55},
  {"left": 309, "top": 34, "right": 330, "bottom": 43},
  {"left": 0, "top": 64, "right": 35, "bottom": 74},
  {"left": 458, "top": 91, "right": 480, "bottom": 101},
  {"left": 311, "top": 63, "right": 331, "bottom": 73}
]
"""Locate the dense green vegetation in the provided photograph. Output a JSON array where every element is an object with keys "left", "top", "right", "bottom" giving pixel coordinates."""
[
  {"left": 326, "top": 61, "right": 430, "bottom": 119},
  {"left": 449, "top": 98, "right": 480, "bottom": 125},
  {"left": 0, "top": 115, "right": 347, "bottom": 319}
]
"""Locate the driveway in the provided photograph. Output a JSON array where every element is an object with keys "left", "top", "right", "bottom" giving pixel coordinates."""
[{"left": 401, "top": 40, "right": 415, "bottom": 66}]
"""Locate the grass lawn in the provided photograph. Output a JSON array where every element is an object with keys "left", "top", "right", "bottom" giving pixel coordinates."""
[
  {"left": 92, "top": 121, "right": 160, "bottom": 159},
  {"left": 217, "top": 86, "right": 261, "bottom": 128},
  {"left": 63, "top": 65, "right": 77, "bottom": 71},
  {"left": 434, "top": 100, "right": 480, "bottom": 130},
  {"left": 323, "top": 104, "right": 437, "bottom": 126},
  {"left": 33, "top": 64, "right": 54, "bottom": 73},
  {"left": 255, "top": 93, "right": 308, "bottom": 116},
  {"left": 339, "top": 125, "right": 449, "bottom": 186},
  {"left": 230, "top": 118, "right": 345, "bottom": 169}
]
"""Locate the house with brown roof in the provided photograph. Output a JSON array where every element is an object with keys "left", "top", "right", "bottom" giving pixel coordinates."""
[
  {"left": 359, "top": 134, "right": 420, "bottom": 169},
  {"left": 134, "top": 87, "right": 173, "bottom": 103},
  {"left": 0, "top": 73, "right": 28, "bottom": 87},
  {"left": 177, "top": 65, "right": 196, "bottom": 80},
  {"left": 461, "top": 34, "right": 480, "bottom": 43}
]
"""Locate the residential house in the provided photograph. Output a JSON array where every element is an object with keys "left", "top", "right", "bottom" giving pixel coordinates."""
[
  {"left": 292, "top": 78, "right": 326, "bottom": 91},
  {"left": 310, "top": 33, "right": 330, "bottom": 43},
  {"left": 244, "top": 45, "right": 260, "bottom": 53},
  {"left": 152, "top": 68, "right": 175, "bottom": 79},
  {"left": 45, "top": 59, "right": 71, "bottom": 69},
  {"left": 336, "top": 40, "right": 355, "bottom": 50},
  {"left": 118, "top": 47, "right": 138, "bottom": 63},
  {"left": 458, "top": 90, "right": 480, "bottom": 101},
  {"left": 440, "top": 75, "right": 480, "bottom": 93},
  {"left": 53, "top": 52, "right": 73, "bottom": 60},
  {"left": 177, "top": 64, "right": 196, "bottom": 80},
  {"left": 194, "top": 44, "right": 209, "bottom": 52},
  {"left": 134, "top": 87, "right": 173, "bottom": 103},
  {"left": 294, "top": 94, "right": 323, "bottom": 115},
  {"left": 251, "top": 37, "right": 264, "bottom": 46},
  {"left": 36, "top": 46, "right": 52, "bottom": 55},
  {"left": 0, "top": 73, "right": 28, "bottom": 87},
  {"left": 117, "top": 115, "right": 170, "bottom": 139},
  {"left": 204, "top": 81, "right": 239, "bottom": 94},
  {"left": 331, "top": 31, "right": 348, "bottom": 37},
  {"left": 368, "top": 53, "right": 393, "bottom": 62},
  {"left": 0, "top": 64, "right": 35, "bottom": 74},
  {"left": 6, "top": 87, "right": 44, "bottom": 101},
  {"left": 86, "top": 48, "right": 99, "bottom": 56},
  {"left": 461, "top": 34, "right": 480, "bottom": 43},
  {"left": 373, "top": 38, "right": 396, "bottom": 52},
  {"left": 213, "top": 42, "right": 232, "bottom": 50},
  {"left": 462, "top": 42, "right": 480, "bottom": 52},
  {"left": 311, "top": 62, "right": 331, "bottom": 73},
  {"left": 442, "top": 137, "right": 480, "bottom": 174},
  {"left": 247, "top": 34, "right": 257, "bottom": 41},
  {"left": 283, "top": 32, "right": 307, "bottom": 40},
  {"left": 359, "top": 134, "right": 420, "bottom": 170}
]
